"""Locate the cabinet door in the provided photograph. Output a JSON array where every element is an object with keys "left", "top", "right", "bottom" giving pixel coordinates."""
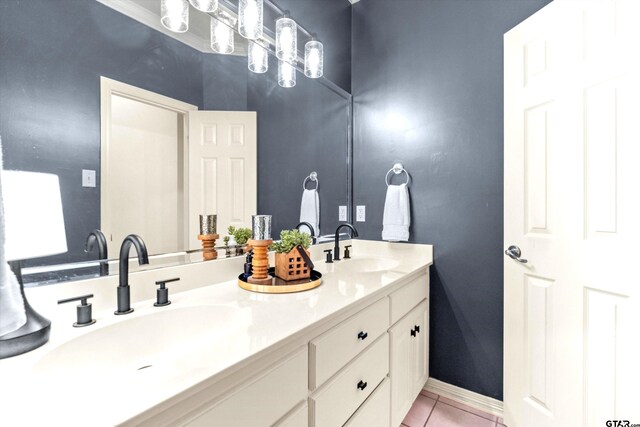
[{"left": 390, "top": 300, "right": 428, "bottom": 427}]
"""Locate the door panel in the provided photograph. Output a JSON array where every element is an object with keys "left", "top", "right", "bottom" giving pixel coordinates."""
[
  {"left": 188, "top": 111, "right": 257, "bottom": 249},
  {"left": 504, "top": 1, "right": 640, "bottom": 426}
]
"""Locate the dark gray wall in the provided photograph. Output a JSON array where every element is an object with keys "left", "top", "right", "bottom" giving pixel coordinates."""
[
  {"left": 248, "top": 60, "right": 350, "bottom": 237},
  {"left": 351, "top": 0, "right": 551, "bottom": 400}
]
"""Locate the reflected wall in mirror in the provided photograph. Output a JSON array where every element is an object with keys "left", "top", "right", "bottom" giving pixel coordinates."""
[{"left": 0, "top": 0, "right": 351, "bottom": 286}]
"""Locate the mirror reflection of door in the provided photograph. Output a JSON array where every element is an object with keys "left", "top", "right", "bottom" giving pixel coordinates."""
[{"left": 101, "top": 77, "right": 257, "bottom": 256}]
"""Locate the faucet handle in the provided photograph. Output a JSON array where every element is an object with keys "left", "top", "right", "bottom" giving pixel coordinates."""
[
  {"left": 58, "top": 294, "right": 96, "bottom": 327},
  {"left": 324, "top": 249, "right": 333, "bottom": 263},
  {"left": 344, "top": 245, "right": 352, "bottom": 259},
  {"left": 154, "top": 278, "right": 179, "bottom": 307}
]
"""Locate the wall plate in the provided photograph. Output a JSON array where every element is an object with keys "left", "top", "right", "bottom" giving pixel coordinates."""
[
  {"left": 339, "top": 205, "right": 347, "bottom": 221},
  {"left": 356, "top": 205, "right": 366, "bottom": 222}
]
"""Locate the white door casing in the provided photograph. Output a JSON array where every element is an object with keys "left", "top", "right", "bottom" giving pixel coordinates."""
[
  {"left": 504, "top": 1, "right": 640, "bottom": 426},
  {"left": 187, "top": 111, "right": 257, "bottom": 250},
  {"left": 100, "top": 77, "right": 197, "bottom": 255}
]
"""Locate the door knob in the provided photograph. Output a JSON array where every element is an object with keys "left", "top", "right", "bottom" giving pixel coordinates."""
[{"left": 505, "top": 245, "right": 528, "bottom": 264}]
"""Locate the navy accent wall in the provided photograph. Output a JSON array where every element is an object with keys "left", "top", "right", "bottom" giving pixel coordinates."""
[
  {"left": 351, "top": 0, "right": 551, "bottom": 399},
  {"left": 248, "top": 62, "right": 350, "bottom": 238}
]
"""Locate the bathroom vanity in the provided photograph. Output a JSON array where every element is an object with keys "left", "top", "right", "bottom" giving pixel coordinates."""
[{"left": 0, "top": 240, "right": 432, "bottom": 426}]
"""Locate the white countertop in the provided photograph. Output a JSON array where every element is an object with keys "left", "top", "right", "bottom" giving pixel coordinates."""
[{"left": 0, "top": 240, "right": 432, "bottom": 426}]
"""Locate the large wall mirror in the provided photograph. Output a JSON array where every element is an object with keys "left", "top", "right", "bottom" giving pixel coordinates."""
[{"left": 0, "top": 0, "right": 352, "bottom": 286}]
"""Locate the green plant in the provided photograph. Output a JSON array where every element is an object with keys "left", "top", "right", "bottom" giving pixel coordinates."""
[
  {"left": 223, "top": 236, "right": 229, "bottom": 246},
  {"left": 270, "top": 229, "right": 312, "bottom": 254},
  {"left": 228, "top": 225, "right": 251, "bottom": 245}
]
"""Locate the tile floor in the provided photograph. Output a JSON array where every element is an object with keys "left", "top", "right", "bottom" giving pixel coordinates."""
[{"left": 400, "top": 390, "right": 506, "bottom": 427}]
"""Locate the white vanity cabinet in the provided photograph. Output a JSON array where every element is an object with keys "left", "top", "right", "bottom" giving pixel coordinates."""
[
  {"left": 183, "top": 347, "right": 308, "bottom": 427},
  {"left": 389, "top": 300, "right": 429, "bottom": 426}
]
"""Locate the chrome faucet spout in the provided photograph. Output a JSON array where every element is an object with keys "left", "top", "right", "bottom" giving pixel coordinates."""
[
  {"left": 115, "top": 234, "right": 149, "bottom": 315},
  {"left": 334, "top": 223, "right": 359, "bottom": 261}
]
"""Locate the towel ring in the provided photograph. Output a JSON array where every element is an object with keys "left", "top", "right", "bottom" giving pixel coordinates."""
[
  {"left": 385, "top": 163, "right": 410, "bottom": 186},
  {"left": 303, "top": 171, "right": 319, "bottom": 190}
]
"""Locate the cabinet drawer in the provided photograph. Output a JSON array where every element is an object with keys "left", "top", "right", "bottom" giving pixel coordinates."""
[
  {"left": 310, "top": 298, "right": 389, "bottom": 389},
  {"left": 310, "top": 333, "right": 389, "bottom": 427},
  {"left": 186, "top": 347, "right": 307, "bottom": 427},
  {"left": 389, "top": 274, "right": 429, "bottom": 325},
  {"left": 274, "top": 401, "right": 308, "bottom": 427},
  {"left": 344, "top": 377, "right": 390, "bottom": 427}
]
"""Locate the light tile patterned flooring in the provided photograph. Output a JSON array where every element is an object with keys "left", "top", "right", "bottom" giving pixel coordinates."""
[{"left": 400, "top": 390, "right": 506, "bottom": 427}]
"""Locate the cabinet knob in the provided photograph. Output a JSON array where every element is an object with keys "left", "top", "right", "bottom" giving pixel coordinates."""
[
  {"left": 357, "top": 380, "right": 368, "bottom": 391},
  {"left": 357, "top": 331, "right": 368, "bottom": 340},
  {"left": 414, "top": 325, "right": 420, "bottom": 333},
  {"left": 411, "top": 328, "right": 417, "bottom": 337}
]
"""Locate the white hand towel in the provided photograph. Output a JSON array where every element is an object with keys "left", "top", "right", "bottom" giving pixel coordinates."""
[
  {"left": 382, "top": 183, "right": 410, "bottom": 242},
  {"left": 0, "top": 136, "right": 27, "bottom": 336},
  {"left": 300, "top": 189, "right": 320, "bottom": 237}
]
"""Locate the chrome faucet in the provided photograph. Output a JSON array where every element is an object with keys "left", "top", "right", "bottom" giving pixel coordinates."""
[
  {"left": 334, "top": 223, "right": 359, "bottom": 261},
  {"left": 85, "top": 229, "right": 108, "bottom": 276},
  {"left": 295, "top": 221, "right": 316, "bottom": 243},
  {"left": 115, "top": 234, "right": 149, "bottom": 315}
]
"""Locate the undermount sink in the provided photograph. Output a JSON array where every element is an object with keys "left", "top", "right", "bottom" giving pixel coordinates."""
[
  {"left": 334, "top": 257, "right": 400, "bottom": 273},
  {"left": 34, "top": 305, "right": 240, "bottom": 386}
]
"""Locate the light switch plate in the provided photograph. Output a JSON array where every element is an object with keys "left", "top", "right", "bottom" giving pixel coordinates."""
[
  {"left": 339, "top": 205, "right": 348, "bottom": 221},
  {"left": 356, "top": 205, "right": 366, "bottom": 222},
  {"left": 82, "top": 169, "right": 96, "bottom": 188}
]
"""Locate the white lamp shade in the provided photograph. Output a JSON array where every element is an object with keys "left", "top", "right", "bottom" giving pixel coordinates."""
[{"left": 2, "top": 170, "right": 68, "bottom": 261}]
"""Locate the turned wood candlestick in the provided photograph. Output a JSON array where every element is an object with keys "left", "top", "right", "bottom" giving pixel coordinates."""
[
  {"left": 247, "top": 239, "right": 273, "bottom": 285},
  {"left": 198, "top": 234, "right": 219, "bottom": 260}
]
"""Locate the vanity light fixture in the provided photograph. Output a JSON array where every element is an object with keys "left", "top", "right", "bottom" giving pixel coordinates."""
[
  {"left": 248, "top": 39, "right": 269, "bottom": 73},
  {"left": 276, "top": 13, "right": 297, "bottom": 63},
  {"left": 304, "top": 37, "right": 323, "bottom": 79},
  {"left": 238, "top": 0, "right": 263, "bottom": 40},
  {"left": 188, "top": 0, "right": 218, "bottom": 12},
  {"left": 278, "top": 60, "right": 296, "bottom": 88},
  {"left": 210, "top": 14, "right": 234, "bottom": 54},
  {"left": 161, "top": 0, "right": 189, "bottom": 33}
]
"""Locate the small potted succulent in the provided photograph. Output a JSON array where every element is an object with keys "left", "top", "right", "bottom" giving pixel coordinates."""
[
  {"left": 271, "top": 229, "right": 313, "bottom": 281},
  {"left": 228, "top": 225, "right": 251, "bottom": 255}
]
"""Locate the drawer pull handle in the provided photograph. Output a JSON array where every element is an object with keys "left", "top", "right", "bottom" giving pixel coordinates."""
[
  {"left": 357, "top": 380, "right": 368, "bottom": 391},
  {"left": 415, "top": 325, "right": 420, "bottom": 333},
  {"left": 411, "top": 325, "right": 421, "bottom": 337},
  {"left": 357, "top": 331, "right": 368, "bottom": 340}
]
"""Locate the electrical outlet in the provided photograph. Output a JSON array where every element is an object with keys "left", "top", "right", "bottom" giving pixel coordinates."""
[
  {"left": 356, "top": 205, "right": 366, "bottom": 222},
  {"left": 339, "top": 205, "right": 347, "bottom": 221},
  {"left": 82, "top": 169, "right": 96, "bottom": 188}
]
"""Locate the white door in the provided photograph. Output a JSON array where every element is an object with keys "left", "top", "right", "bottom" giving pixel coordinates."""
[
  {"left": 188, "top": 111, "right": 257, "bottom": 249},
  {"left": 107, "top": 95, "right": 184, "bottom": 255},
  {"left": 504, "top": 1, "right": 640, "bottom": 426}
]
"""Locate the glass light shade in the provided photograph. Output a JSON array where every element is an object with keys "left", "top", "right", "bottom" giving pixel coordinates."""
[
  {"left": 161, "top": 0, "right": 189, "bottom": 33},
  {"left": 304, "top": 40, "right": 323, "bottom": 78},
  {"left": 278, "top": 60, "right": 296, "bottom": 88},
  {"left": 238, "top": 0, "right": 263, "bottom": 40},
  {"left": 188, "top": 0, "right": 218, "bottom": 12},
  {"left": 211, "top": 16, "right": 234, "bottom": 54},
  {"left": 2, "top": 171, "right": 68, "bottom": 261},
  {"left": 248, "top": 40, "right": 268, "bottom": 73},
  {"left": 276, "top": 17, "right": 297, "bottom": 63}
]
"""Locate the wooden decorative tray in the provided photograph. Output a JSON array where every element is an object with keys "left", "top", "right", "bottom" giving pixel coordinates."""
[{"left": 238, "top": 267, "right": 322, "bottom": 294}]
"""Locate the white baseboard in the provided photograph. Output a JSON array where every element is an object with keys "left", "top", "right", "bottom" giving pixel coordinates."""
[{"left": 424, "top": 377, "right": 503, "bottom": 418}]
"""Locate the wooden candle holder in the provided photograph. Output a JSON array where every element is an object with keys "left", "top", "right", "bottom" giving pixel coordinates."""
[
  {"left": 198, "top": 234, "right": 219, "bottom": 261},
  {"left": 247, "top": 239, "right": 273, "bottom": 285}
]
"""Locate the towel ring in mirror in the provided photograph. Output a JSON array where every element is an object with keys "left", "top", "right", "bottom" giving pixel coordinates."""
[
  {"left": 385, "top": 163, "right": 410, "bottom": 186},
  {"left": 303, "top": 171, "right": 319, "bottom": 190}
]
